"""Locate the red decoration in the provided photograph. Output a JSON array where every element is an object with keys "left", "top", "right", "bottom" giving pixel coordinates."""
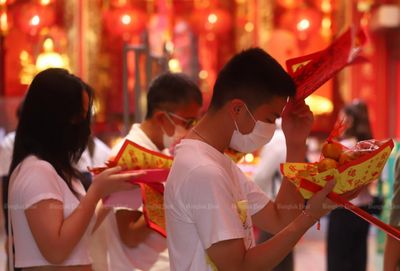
[
  {"left": 314, "top": 0, "right": 340, "bottom": 13},
  {"left": 0, "top": 9, "right": 13, "bottom": 34},
  {"left": 279, "top": 7, "right": 322, "bottom": 37},
  {"left": 16, "top": 2, "right": 55, "bottom": 36},
  {"left": 103, "top": 7, "right": 147, "bottom": 38},
  {"left": 191, "top": 8, "right": 232, "bottom": 34},
  {"left": 0, "top": 0, "right": 16, "bottom": 5},
  {"left": 109, "top": 0, "right": 129, "bottom": 8},
  {"left": 276, "top": 0, "right": 304, "bottom": 9}
]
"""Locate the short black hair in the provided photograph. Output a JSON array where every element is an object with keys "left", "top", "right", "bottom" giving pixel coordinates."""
[
  {"left": 209, "top": 47, "right": 296, "bottom": 110},
  {"left": 145, "top": 72, "right": 203, "bottom": 119}
]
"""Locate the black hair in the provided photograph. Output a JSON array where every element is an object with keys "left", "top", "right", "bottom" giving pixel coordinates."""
[
  {"left": 16, "top": 100, "right": 23, "bottom": 119},
  {"left": 9, "top": 68, "right": 93, "bottom": 194},
  {"left": 342, "top": 100, "right": 373, "bottom": 141},
  {"left": 209, "top": 47, "right": 296, "bottom": 111},
  {"left": 145, "top": 72, "right": 203, "bottom": 119}
]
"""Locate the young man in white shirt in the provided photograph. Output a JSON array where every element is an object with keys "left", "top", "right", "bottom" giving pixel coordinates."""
[
  {"left": 107, "top": 72, "right": 203, "bottom": 270},
  {"left": 165, "top": 48, "right": 358, "bottom": 271}
]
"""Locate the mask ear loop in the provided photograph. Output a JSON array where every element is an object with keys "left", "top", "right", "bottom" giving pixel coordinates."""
[
  {"left": 159, "top": 112, "right": 175, "bottom": 138},
  {"left": 160, "top": 126, "right": 169, "bottom": 136},
  {"left": 233, "top": 119, "right": 240, "bottom": 131},
  {"left": 243, "top": 104, "right": 257, "bottom": 123},
  {"left": 164, "top": 112, "right": 176, "bottom": 126}
]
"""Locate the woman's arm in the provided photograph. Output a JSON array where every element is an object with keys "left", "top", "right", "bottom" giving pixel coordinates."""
[{"left": 25, "top": 167, "right": 138, "bottom": 264}]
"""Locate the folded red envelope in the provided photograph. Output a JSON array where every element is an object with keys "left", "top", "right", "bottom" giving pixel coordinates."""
[{"left": 286, "top": 26, "right": 367, "bottom": 101}]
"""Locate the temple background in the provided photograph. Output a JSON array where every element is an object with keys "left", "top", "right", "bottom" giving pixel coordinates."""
[{"left": 0, "top": 0, "right": 399, "bottom": 145}]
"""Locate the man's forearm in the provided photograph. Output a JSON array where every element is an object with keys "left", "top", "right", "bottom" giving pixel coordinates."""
[
  {"left": 242, "top": 213, "right": 315, "bottom": 271},
  {"left": 274, "top": 141, "right": 307, "bottom": 227},
  {"left": 286, "top": 141, "right": 307, "bottom": 163}
]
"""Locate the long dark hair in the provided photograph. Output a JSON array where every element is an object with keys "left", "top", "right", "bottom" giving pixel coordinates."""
[
  {"left": 9, "top": 68, "right": 93, "bottom": 193},
  {"left": 342, "top": 100, "right": 373, "bottom": 141}
]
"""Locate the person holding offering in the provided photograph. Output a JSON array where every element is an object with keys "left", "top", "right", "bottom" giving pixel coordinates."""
[
  {"left": 165, "top": 48, "right": 359, "bottom": 271},
  {"left": 7, "top": 68, "right": 139, "bottom": 271}
]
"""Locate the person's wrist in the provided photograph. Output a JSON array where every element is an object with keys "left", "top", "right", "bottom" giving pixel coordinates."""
[
  {"left": 87, "top": 183, "right": 103, "bottom": 201},
  {"left": 286, "top": 143, "right": 307, "bottom": 162},
  {"left": 301, "top": 209, "right": 321, "bottom": 230},
  {"left": 286, "top": 138, "right": 307, "bottom": 148}
]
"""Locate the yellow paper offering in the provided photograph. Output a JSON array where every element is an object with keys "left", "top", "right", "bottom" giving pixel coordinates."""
[
  {"left": 112, "top": 139, "right": 173, "bottom": 170},
  {"left": 281, "top": 139, "right": 394, "bottom": 199},
  {"left": 105, "top": 139, "right": 173, "bottom": 237}
]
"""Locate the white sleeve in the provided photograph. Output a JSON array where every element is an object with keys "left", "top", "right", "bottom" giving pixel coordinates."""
[
  {"left": 109, "top": 139, "right": 125, "bottom": 159},
  {"left": 16, "top": 161, "right": 64, "bottom": 209},
  {"left": 0, "top": 134, "right": 14, "bottom": 176},
  {"left": 253, "top": 132, "right": 286, "bottom": 195},
  {"left": 92, "top": 137, "right": 111, "bottom": 166},
  {"left": 181, "top": 165, "right": 245, "bottom": 250},
  {"left": 243, "top": 177, "right": 270, "bottom": 216}
]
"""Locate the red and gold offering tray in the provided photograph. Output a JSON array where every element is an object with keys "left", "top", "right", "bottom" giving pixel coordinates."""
[
  {"left": 90, "top": 139, "right": 173, "bottom": 237},
  {"left": 281, "top": 138, "right": 400, "bottom": 240}
]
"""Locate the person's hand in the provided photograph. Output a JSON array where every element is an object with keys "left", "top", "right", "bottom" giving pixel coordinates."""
[
  {"left": 90, "top": 166, "right": 145, "bottom": 198},
  {"left": 305, "top": 180, "right": 337, "bottom": 219},
  {"left": 282, "top": 98, "right": 314, "bottom": 146}
]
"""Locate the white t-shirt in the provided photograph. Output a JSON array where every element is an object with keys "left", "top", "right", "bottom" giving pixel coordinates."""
[
  {"left": 76, "top": 137, "right": 111, "bottom": 171},
  {"left": 106, "top": 123, "right": 169, "bottom": 271},
  {"left": 0, "top": 131, "right": 15, "bottom": 176},
  {"left": 110, "top": 123, "right": 168, "bottom": 158},
  {"left": 165, "top": 139, "right": 270, "bottom": 271},
  {"left": 253, "top": 127, "right": 286, "bottom": 199},
  {"left": 8, "top": 155, "right": 93, "bottom": 268},
  {"left": 76, "top": 137, "right": 111, "bottom": 271}
]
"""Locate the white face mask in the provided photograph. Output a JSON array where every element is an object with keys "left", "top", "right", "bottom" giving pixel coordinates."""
[
  {"left": 162, "top": 114, "right": 188, "bottom": 150},
  {"left": 229, "top": 105, "right": 276, "bottom": 153}
]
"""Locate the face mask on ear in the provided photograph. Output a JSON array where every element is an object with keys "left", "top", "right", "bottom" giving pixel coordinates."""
[
  {"left": 229, "top": 104, "right": 276, "bottom": 153},
  {"left": 162, "top": 113, "right": 188, "bottom": 150}
]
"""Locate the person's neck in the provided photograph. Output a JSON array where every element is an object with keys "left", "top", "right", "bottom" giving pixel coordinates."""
[
  {"left": 139, "top": 119, "right": 164, "bottom": 151},
  {"left": 188, "top": 110, "right": 233, "bottom": 153}
]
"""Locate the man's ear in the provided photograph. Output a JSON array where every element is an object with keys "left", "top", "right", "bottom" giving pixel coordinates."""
[
  {"left": 228, "top": 99, "right": 245, "bottom": 117},
  {"left": 153, "top": 111, "right": 166, "bottom": 126}
]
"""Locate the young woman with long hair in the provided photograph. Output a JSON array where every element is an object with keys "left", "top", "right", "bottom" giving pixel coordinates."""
[{"left": 8, "top": 68, "right": 139, "bottom": 271}]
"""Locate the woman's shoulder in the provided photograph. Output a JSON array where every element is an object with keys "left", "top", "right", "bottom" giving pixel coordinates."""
[
  {"left": 15, "top": 155, "right": 59, "bottom": 180},
  {"left": 21, "top": 155, "right": 55, "bottom": 170}
]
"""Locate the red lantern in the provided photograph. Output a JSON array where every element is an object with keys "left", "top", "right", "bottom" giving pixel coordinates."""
[
  {"left": 314, "top": 0, "right": 340, "bottom": 13},
  {"left": 0, "top": 9, "right": 13, "bottom": 34},
  {"left": 104, "top": 7, "right": 147, "bottom": 38},
  {"left": 279, "top": 7, "right": 322, "bottom": 37},
  {"left": 0, "top": 0, "right": 16, "bottom": 5},
  {"left": 16, "top": 2, "right": 55, "bottom": 36},
  {"left": 276, "top": 0, "right": 304, "bottom": 9},
  {"left": 109, "top": 0, "right": 129, "bottom": 8},
  {"left": 191, "top": 9, "right": 232, "bottom": 34}
]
